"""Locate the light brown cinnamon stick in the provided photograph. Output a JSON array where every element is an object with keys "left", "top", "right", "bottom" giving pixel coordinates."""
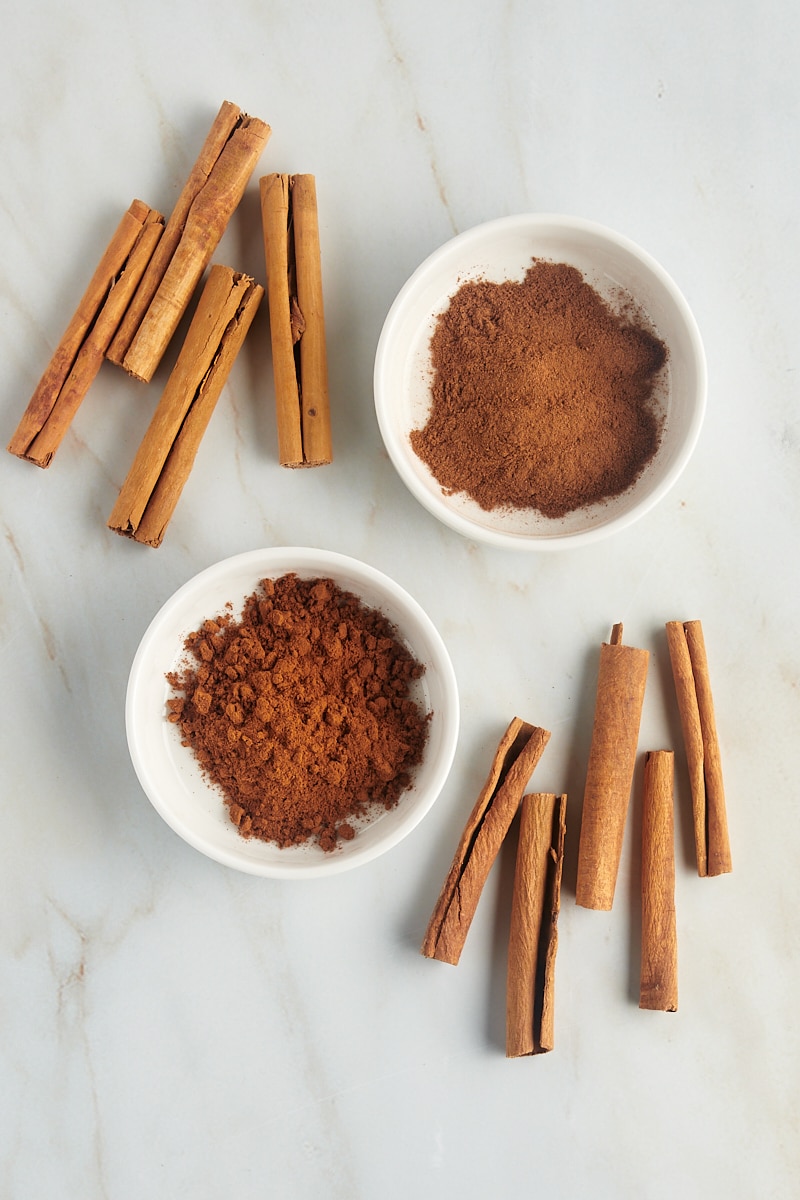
[
  {"left": 108, "top": 265, "right": 263, "bottom": 547},
  {"left": 7, "top": 200, "right": 164, "bottom": 467},
  {"left": 108, "top": 101, "right": 270, "bottom": 382},
  {"left": 576, "top": 623, "right": 649, "bottom": 910},
  {"left": 506, "top": 792, "right": 567, "bottom": 1057},
  {"left": 665, "top": 620, "right": 731, "bottom": 877},
  {"left": 639, "top": 750, "right": 678, "bottom": 1012},
  {"left": 260, "top": 173, "right": 332, "bottom": 466},
  {"left": 421, "top": 718, "right": 551, "bottom": 966}
]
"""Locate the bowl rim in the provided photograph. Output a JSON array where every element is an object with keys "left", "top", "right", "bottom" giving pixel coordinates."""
[
  {"left": 374, "top": 211, "right": 708, "bottom": 551},
  {"left": 125, "top": 546, "right": 460, "bottom": 878}
]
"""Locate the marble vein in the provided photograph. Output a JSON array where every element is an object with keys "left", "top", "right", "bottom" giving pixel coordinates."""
[{"left": 374, "top": 0, "right": 458, "bottom": 236}]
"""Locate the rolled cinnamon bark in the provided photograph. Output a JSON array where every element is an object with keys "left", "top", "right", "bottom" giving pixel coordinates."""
[
  {"left": 260, "top": 173, "right": 332, "bottom": 466},
  {"left": 7, "top": 200, "right": 163, "bottom": 467},
  {"left": 576, "top": 623, "right": 649, "bottom": 910},
  {"left": 108, "top": 265, "right": 263, "bottom": 547},
  {"left": 108, "top": 101, "right": 270, "bottom": 382},
  {"left": 639, "top": 750, "right": 678, "bottom": 1012},
  {"left": 421, "top": 718, "right": 551, "bottom": 966},
  {"left": 665, "top": 620, "right": 731, "bottom": 877},
  {"left": 506, "top": 792, "right": 567, "bottom": 1057}
]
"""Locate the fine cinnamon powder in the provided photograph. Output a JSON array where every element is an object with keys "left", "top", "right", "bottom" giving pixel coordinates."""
[
  {"left": 166, "top": 574, "right": 430, "bottom": 852},
  {"left": 410, "top": 260, "right": 668, "bottom": 519}
]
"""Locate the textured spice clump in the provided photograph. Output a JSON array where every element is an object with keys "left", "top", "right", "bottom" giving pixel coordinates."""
[
  {"left": 166, "top": 574, "right": 430, "bottom": 852},
  {"left": 410, "top": 260, "right": 668, "bottom": 519}
]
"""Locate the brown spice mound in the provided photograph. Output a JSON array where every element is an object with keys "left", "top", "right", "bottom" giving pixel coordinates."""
[
  {"left": 410, "top": 260, "right": 668, "bottom": 519},
  {"left": 166, "top": 574, "right": 430, "bottom": 852}
]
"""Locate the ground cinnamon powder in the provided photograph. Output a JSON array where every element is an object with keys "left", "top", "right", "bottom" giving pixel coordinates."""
[
  {"left": 166, "top": 574, "right": 430, "bottom": 852},
  {"left": 410, "top": 260, "right": 668, "bottom": 519}
]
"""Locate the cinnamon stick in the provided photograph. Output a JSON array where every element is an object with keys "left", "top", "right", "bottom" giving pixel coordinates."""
[
  {"left": 506, "top": 792, "right": 567, "bottom": 1057},
  {"left": 260, "top": 173, "right": 332, "bottom": 466},
  {"left": 576, "top": 623, "right": 649, "bottom": 910},
  {"left": 665, "top": 620, "right": 731, "bottom": 876},
  {"left": 108, "top": 101, "right": 270, "bottom": 382},
  {"left": 7, "top": 200, "right": 164, "bottom": 467},
  {"left": 108, "top": 265, "right": 263, "bottom": 547},
  {"left": 639, "top": 750, "right": 678, "bottom": 1012},
  {"left": 421, "top": 718, "right": 551, "bottom": 965}
]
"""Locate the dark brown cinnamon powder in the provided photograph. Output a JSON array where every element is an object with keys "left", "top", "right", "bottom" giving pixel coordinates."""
[
  {"left": 166, "top": 574, "right": 430, "bottom": 852},
  {"left": 410, "top": 260, "right": 668, "bottom": 519}
]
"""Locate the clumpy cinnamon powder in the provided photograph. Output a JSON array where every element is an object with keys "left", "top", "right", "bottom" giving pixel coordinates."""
[
  {"left": 166, "top": 574, "right": 430, "bottom": 852},
  {"left": 410, "top": 260, "right": 668, "bottom": 519}
]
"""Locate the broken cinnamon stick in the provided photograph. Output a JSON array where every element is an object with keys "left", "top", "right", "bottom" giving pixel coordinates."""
[
  {"left": 421, "top": 718, "right": 551, "bottom": 966},
  {"left": 260, "top": 173, "right": 332, "bottom": 466},
  {"left": 108, "top": 101, "right": 270, "bottom": 382},
  {"left": 576, "top": 623, "right": 649, "bottom": 910},
  {"left": 108, "top": 265, "right": 263, "bottom": 547},
  {"left": 665, "top": 620, "right": 731, "bottom": 877},
  {"left": 7, "top": 200, "right": 164, "bottom": 467},
  {"left": 639, "top": 750, "right": 678, "bottom": 1012},
  {"left": 506, "top": 792, "right": 567, "bottom": 1057}
]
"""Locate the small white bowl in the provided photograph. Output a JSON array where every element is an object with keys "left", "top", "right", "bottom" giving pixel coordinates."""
[
  {"left": 374, "top": 213, "right": 707, "bottom": 550},
  {"left": 126, "top": 547, "right": 459, "bottom": 878}
]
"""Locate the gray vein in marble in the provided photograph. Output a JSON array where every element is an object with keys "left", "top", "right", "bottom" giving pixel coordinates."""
[
  {"left": 46, "top": 898, "right": 110, "bottom": 1200},
  {"left": 66, "top": 418, "right": 123, "bottom": 495},
  {"left": 223, "top": 881, "right": 361, "bottom": 1198},
  {"left": 0, "top": 273, "right": 51, "bottom": 385},
  {"left": 3, "top": 526, "right": 72, "bottom": 695},
  {"left": 0, "top": 192, "right": 48, "bottom": 293},
  {"left": 125, "top": 40, "right": 189, "bottom": 197},
  {"left": 251, "top": 1054, "right": 454, "bottom": 1131},
  {"left": 499, "top": 2, "right": 534, "bottom": 207},
  {"left": 227, "top": 379, "right": 267, "bottom": 522},
  {"left": 375, "top": 2, "right": 458, "bottom": 236}
]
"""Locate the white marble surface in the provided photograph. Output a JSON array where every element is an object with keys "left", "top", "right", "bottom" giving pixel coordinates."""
[{"left": 2, "top": 2, "right": 798, "bottom": 1196}]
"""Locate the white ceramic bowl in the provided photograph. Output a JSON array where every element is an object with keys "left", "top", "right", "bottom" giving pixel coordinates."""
[
  {"left": 126, "top": 547, "right": 459, "bottom": 878},
  {"left": 374, "top": 213, "right": 707, "bottom": 549}
]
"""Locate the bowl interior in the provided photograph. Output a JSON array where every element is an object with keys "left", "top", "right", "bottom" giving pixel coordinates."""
[
  {"left": 374, "top": 214, "right": 706, "bottom": 548},
  {"left": 126, "top": 548, "right": 459, "bottom": 877}
]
